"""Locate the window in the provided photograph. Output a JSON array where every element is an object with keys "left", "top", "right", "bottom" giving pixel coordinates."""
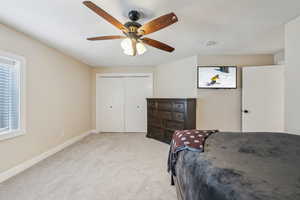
[{"left": 0, "top": 52, "right": 25, "bottom": 141}]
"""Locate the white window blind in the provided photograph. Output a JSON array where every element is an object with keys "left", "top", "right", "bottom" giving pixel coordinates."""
[{"left": 0, "top": 57, "right": 20, "bottom": 134}]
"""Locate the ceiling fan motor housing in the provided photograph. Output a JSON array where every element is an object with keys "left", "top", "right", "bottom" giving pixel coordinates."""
[
  {"left": 128, "top": 10, "right": 141, "bottom": 21},
  {"left": 124, "top": 21, "right": 142, "bottom": 39}
]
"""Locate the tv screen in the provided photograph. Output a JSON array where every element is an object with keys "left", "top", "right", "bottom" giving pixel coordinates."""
[{"left": 197, "top": 66, "right": 237, "bottom": 89}]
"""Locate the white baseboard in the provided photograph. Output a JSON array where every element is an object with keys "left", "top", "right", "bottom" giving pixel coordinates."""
[{"left": 0, "top": 130, "right": 93, "bottom": 183}]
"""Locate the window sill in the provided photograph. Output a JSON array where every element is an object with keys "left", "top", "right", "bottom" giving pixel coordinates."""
[{"left": 0, "top": 130, "right": 26, "bottom": 141}]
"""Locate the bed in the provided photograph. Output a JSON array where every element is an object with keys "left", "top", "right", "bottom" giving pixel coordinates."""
[{"left": 173, "top": 132, "right": 300, "bottom": 200}]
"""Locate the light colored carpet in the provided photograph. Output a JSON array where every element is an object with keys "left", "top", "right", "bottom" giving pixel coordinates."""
[{"left": 0, "top": 133, "right": 177, "bottom": 200}]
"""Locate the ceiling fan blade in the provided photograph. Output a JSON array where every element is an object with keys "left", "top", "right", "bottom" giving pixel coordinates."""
[
  {"left": 138, "top": 13, "right": 178, "bottom": 35},
  {"left": 83, "top": 1, "right": 128, "bottom": 32},
  {"left": 142, "top": 38, "right": 175, "bottom": 52},
  {"left": 87, "top": 35, "right": 126, "bottom": 41}
]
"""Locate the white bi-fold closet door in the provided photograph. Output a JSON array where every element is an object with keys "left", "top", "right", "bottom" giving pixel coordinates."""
[{"left": 96, "top": 73, "right": 153, "bottom": 133}]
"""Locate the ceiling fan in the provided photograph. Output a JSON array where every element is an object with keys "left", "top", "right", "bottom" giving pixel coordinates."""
[{"left": 83, "top": 1, "right": 178, "bottom": 56}]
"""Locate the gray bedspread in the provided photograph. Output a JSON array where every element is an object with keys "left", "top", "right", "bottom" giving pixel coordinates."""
[{"left": 174, "top": 132, "right": 300, "bottom": 200}]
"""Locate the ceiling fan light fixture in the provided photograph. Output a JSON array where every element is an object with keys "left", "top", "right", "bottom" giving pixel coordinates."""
[
  {"left": 136, "top": 42, "right": 147, "bottom": 55},
  {"left": 121, "top": 38, "right": 133, "bottom": 55},
  {"left": 121, "top": 38, "right": 147, "bottom": 56},
  {"left": 123, "top": 49, "right": 134, "bottom": 56}
]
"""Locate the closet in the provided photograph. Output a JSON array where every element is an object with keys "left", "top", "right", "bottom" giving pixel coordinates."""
[{"left": 96, "top": 73, "right": 153, "bottom": 133}]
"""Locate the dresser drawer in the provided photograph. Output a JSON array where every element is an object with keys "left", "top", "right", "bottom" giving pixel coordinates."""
[
  {"left": 150, "top": 127, "right": 164, "bottom": 140},
  {"left": 149, "top": 110, "right": 159, "bottom": 118},
  {"left": 173, "top": 112, "right": 185, "bottom": 122},
  {"left": 149, "top": 117, "right": 161, "bottom": 127},
  {"left": 166, "top": 121, "right": 184, "bottom": 130},
  {"left": 160, "top": 111, "right": 172, "bottom": 120},
  {"left": 148, "top": 108, "right": 153, "bottom": 115},
  {"left": 164, "top": 130, "right": 175, "bottom": 143},
  {"left": 158, "top": 102, "right": 172, "bottom": 111},
  {"left": 148, "top": 101, "right": 156, "bottom": 109},
  {"left": 173, "top": 102, "right": 185, "bottom": 112}
]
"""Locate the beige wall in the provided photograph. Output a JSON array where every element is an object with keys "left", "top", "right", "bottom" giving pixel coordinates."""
[
  {"left": 197, "top": 55, "right": 274, "bottom": 131},
  {"left": 154, "top": 56, "right": 198, "bottom": 98},
  {"left": 0, "top": 24, "right": 92, "bottom": 173},
  {"left": 92, "top": 55, "right": 274, "bottom": 133},
  {"left": 91, "top": 66, "right": 155, "bottom": 129},
  {"left": 285, "top": 16, "right": 300, "bottom": 135},
  {"left": 154, "top": 55, "right": 274, "bottom": 132}
]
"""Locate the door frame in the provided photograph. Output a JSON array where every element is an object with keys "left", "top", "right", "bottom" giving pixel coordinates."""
[{"left": 96, "top": 73, "right": 153, "bottom": 133}]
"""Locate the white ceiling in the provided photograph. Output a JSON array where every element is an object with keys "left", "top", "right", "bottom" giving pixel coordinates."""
[{"left": 1, "top": 0, "right": 300, "bottom": 67}]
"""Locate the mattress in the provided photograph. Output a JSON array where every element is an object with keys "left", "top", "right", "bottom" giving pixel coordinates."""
[{"left": 174, "top": 132, "right": 300, "bottom": 200}]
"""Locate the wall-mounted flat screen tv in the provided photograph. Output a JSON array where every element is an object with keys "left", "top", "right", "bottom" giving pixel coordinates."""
[{"left": 197, "top": 66, "right": 237, "bottom": 89}]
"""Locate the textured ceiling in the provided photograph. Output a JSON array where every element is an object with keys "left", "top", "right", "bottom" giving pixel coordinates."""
[{"left": 1, "top": 0, "right": 300, "bottom": 67}]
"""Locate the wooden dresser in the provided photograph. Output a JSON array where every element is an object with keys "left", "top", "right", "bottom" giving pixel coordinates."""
[{"left": 147, "top": 98, "right": 196, "bottom": 144}]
